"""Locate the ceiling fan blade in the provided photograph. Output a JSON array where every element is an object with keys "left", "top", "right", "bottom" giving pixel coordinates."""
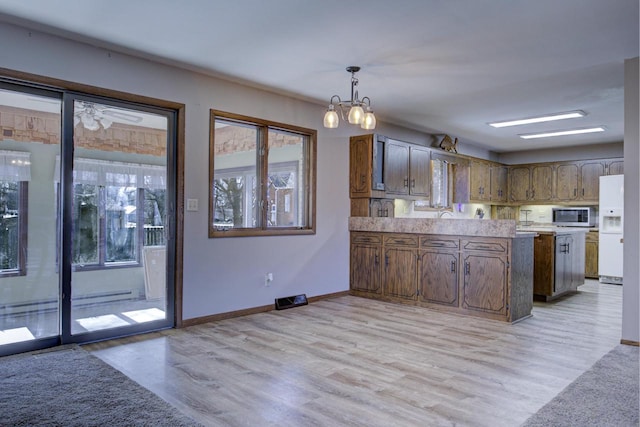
[{"left": 101, "top": 109, "right": 143, "bottom": 123}]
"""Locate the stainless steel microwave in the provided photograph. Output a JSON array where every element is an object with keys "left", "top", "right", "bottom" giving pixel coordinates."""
[{"left": 552, "top": 207, "right": 595, "bottom": 227}]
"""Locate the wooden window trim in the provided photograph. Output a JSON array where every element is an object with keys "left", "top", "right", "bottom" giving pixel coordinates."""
[{"left": 209, "top": 110, "right": 316, "bottom": 238}]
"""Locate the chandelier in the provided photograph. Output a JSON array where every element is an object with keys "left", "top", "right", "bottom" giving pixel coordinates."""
[{"left": 323, "top": 66, "right": 376, "bottom": 130}]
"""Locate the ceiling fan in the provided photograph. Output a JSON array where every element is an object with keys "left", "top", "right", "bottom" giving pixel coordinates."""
[{"left": 74, "top": 100, "right": 143, "bottom": 131}]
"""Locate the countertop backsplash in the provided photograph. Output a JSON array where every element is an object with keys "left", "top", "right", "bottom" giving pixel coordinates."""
[{"left": 394, "top": 200, "right": 492, "bottom": 220}]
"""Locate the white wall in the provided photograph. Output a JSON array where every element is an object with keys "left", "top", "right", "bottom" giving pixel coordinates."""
[
  {"left": 0, "top": 22, "right": 430, "bottom": 320},
  {"left": 622, "top": 57, "right": 639, "bottom": 343},
  {"left": 498, "top": 142, "right": 624, "bottom": 165}
]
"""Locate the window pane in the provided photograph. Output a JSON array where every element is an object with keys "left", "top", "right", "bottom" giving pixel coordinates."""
[
  {"left": 72, "top": 183, "right": 98, "bottom": 265},
  {"left": 267, "top": 130, "right": 304, "bottom": 228},
  {"left": 144, "top": 188, "right": 165, "bottom": 246},
  {"left": 105, "top": 185, "right": 137, "bottom": 263},
  {"left": 0, "top": 181, "right": 19, "bottom": 271},
  {"left": 213, "top": 120, "right": 258, "bottom": 229}
]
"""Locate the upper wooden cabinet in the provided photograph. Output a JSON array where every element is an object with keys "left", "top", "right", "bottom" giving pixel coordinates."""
[
  {"left": 349, "top": 134, "right": 387, "bottom": 198},
  {"left": 490, "top": 164, "right": 509, "bottom": 203},
  {"left": 470, "top": 160, "right": 508, "bottom": 203},
  {"left": 469, "top": 159, "right": 491, "bottom": 201},
  {"left": 578, "top": 160, "right": 606, "bottom": 202},
  {"left": 606, "top": 159, "right": 624, "bottom": 175},
  {"left": 384, "top": 139, "right": 431, "bottom": 198},
  {"left": 509, "top": 164, "right": 553, "bottom": 202},
  {"left": 555, "top": 163, "right": 579, "bottom": 201},
  {"left": 349, "top": 134, "right": 374, "bottom": 198}
]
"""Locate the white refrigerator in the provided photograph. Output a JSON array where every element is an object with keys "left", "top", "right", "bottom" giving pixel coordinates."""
[{"left": 598, "top": 174, "right": 624, "bottom": 284}]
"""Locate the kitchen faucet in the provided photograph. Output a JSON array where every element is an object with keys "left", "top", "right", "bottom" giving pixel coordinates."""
[{"left": 438, "top": 209, "right": 454, "bottom": 218}]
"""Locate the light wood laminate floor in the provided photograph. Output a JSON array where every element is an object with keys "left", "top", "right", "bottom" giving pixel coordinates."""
[{"left": 86, "top": 281, "right": 624, "bottom": 427}]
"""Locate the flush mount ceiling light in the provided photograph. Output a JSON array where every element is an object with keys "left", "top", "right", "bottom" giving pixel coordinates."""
[
  {"left": 323, "top": 66, "right": 376, "bottom": 130},
  {"left": 488, "top": 110, "right": 586, "bottom": 128},
  {"left": 519, "top": 126, "right": 605, "bottom": 139}
]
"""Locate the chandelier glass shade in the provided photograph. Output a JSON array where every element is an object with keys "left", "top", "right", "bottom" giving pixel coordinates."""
[{"left": 323, "top": 66, "right": 376, "bottom": 130}]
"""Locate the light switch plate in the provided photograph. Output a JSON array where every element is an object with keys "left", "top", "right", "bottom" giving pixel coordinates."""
[{"left": 186, "top": 198, "right": 199, "bottom": 211}]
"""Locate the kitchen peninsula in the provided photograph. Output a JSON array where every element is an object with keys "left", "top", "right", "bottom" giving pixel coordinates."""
[{"left": 349, "top": 217, "right": 535, "bottom": 323}]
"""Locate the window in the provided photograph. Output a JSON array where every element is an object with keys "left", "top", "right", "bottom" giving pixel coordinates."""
[
  {"left": 209, "top": 110, "right": 316, "bottom": 237},
  {"left": 0, "top": 151, "right": 30, "bottom": 277},
  {"left": 56, "top": 157, "right": 166, "bottom": 269}
]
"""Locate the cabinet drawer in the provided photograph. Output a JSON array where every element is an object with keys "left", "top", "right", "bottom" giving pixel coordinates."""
[
  {"left": 461, "top": 239, "right": 508, "bottom": 253},
  {"left": 351, "top": 233, "right": 382, "bottom": 245},
  {"left": 383, "top": 234, "right": 418, "bottom": 247},
  {"left": 419, "top": 236, "right": 459, "bottom": 249}
]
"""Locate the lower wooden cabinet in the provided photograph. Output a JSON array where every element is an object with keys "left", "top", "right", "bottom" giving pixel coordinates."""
[
  {"left": 350, "top": 232, "right": 534, "bottom": 322},
  {"left": 533, "top": 232, "right": 586, "bottom": 300},
  {"left": 382, "top": 234, "right": 418, "bottom": 300},
  {"left": 461, "top": 240, "right": 508, "bottom": 316},
  {"left": 350, "top": 233, "right": 382, "bottom": 295},
  {"left": 585, "top": 230, "right": 599, "bottom": 279},
  {"left": 418, "top": 237, "right": 459, "bottom": 306}
]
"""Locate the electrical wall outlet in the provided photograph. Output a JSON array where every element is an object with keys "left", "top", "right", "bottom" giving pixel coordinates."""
[
  {"left": 264, "top": 273, "right": 273, "bottom": 286},
  {"left": 186, "top": 199, "right": 199, "bottom": 211}
]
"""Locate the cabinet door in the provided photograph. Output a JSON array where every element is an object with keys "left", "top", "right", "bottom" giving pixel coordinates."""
[
  {"left": 585, "top": 231, "right": 598, "bottom": 279},
  {"left": 490, "top": 165, "right": 508, "bottom": 202},
  {"left": 556, "top": 163, "right": 579, "bottom": 201},
  {"left": 409, "top": 146, "right": 430, "bottom": 197},
  {"left": 370, "top": 199, "right": 395, "bottom": 218},
  {"left": 554, "top": 235, "right": 573, "bottom": 294},
  {"left": 470, "top": 160, "right": 491, "bottom": 201},
  {"left": 418, "top": 250, "right": 458, "bottom": 306},
  {"left": 384, "top": 247, "right": 417, "bottom": 299},
  {"left": 580, "top": 161, "right": 605, "bottom": 201},
  {"left": 531, "top": 164, "right": 553, "bottom": 201},
  {"left": 462, "top": 253, "right": 507, "bottom": 315},
  {"left": 384, "top": 140, "right": 410, "bottom": 195},
  {"left": 350, "top": 243, "right": 382, "bottom": 294},
  {"left": 509, "top": 166, "right": 531, "bottom": 202},
  {"left": 349, "top": 135, "right": 373, "bottom": 198},
  {"left": 607, "top": 159, "right": 624, "bottom": 175}
]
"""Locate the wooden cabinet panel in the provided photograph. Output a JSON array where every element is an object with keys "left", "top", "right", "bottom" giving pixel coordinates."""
[
  {"left": 531, "top": 164, "right": 553, "bottom": 201},
  {"left": 350, "top": 233, "right": 382, "bottom": 295},
  {"left": 409, "top": 146, "right": 431, "bottom": 197},
  {"left": 385, "top": 140, "right": 410, "bottom": 195},
  {"left": 383, "top": 247, "right": 417, "bottom": 300},
  {"left": 580, "top": 161, "right": 605, "bottom": 202},
  {"left": 462, "top": 253, "right": 507, "bottom": 315},
  {"left": 470, "top": 159, "right": 491, "bottom": 201},
  {"left": 556, "top": 163, "right": 579, "bottom": 201},
  {"left": 607, "top": 159, "right": 624, "bottom": 175},
  {"left": 585, "top": 231, "right": 598, "bottom": 279},
  {"left": 383, "top": 234, "right": 418, "bottom": 247},
  {"left": 509, "top": 166, "right": 531, "bottom": 202},
  {"left": 490, "top": 165, "right": 508, "bottom": 202},
  {"left": 370, "top": 199, "right": 394, "bottom": 218},
  {"left": 349, "top": 135, "right": 373, "bottom": 198},
  {"left": 418, "top": 250, "right": 459, "bottom": 306}
]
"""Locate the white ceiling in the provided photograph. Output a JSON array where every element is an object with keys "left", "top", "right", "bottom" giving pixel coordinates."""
[{"left": 0, "top": 0, "right": 637, "bottom": 153}]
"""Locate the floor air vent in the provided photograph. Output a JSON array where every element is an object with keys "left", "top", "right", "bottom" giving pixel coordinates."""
[{"left": 275, "top": 294, "right": 308, "bottom": 310}]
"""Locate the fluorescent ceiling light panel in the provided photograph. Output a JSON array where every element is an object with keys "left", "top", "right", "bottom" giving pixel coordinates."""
[
  {"left": 519, "top": 126, "right": 605, "bottom": 139},
  {"left": 489, "top": 110, "right": 586, "bottom": 128}
]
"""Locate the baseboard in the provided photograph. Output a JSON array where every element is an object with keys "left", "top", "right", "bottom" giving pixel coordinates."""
[
  {"left": 620, "top": 339, "right": 640, "bottom": 347},
  {"left": 180, "top": 290, "right": 350, "bottom": 328}
]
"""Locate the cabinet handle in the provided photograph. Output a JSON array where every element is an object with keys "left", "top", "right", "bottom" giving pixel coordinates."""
[
  {"left": 574, "top": 188, "right": 577, "bottom": 197},
  {"left": 384, "top": 208, "right": 389, "bottom": 217},
  {"left": 451, "top": 261, "right": 456, "bottom": 272},
  {"left": 375, "top": 254, "right": 379, "bottom": 265},
  {"left": 404, "top": 178, "right": 409, "bottom": 187},
  {"left": 465, "top": 262, "right": 470, "bottom": 275},
  {"left": 526, "top": 189, "right": 529, "bottom": 199},
  {"left": 566, "top": 243, "right": 570, "bottom": 254},
  {"left": 385, "top": 255, "right": 389, "bottom": 267},
  {"left": 411, "top": 178, "right": 415, "bottom": 188},
  {"left": 531, "top": 189, "right": 535, "bottom": 198},
  {"left": 582, "top": 188, "right": 585, "bottom": 196}
]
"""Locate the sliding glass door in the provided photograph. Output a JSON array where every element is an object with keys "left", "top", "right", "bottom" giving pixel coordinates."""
[
  {"left": 0, "top": 84, "right": 176, "bottom": 355},
  {"left": 64, "top": 95, "right": 174, "bottom": 342},
  {"left": 0, "top": 85, "right": 62, "bottom": 355}
]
